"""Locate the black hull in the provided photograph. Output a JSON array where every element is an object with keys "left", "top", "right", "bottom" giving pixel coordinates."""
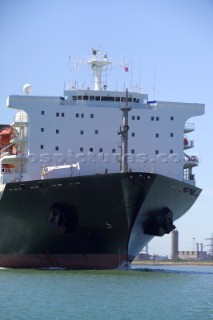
[{"left": 0, "top": 172, "right": 201, "bottom": 269}]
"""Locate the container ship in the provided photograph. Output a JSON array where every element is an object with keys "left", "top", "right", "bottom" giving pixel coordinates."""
[{"left": 0, "top": 49, "right": 204, "bottom": 269}]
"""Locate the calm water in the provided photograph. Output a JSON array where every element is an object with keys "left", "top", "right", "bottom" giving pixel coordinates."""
[{"left": 0, "top": 265, "right": 213, "bottom": 320}]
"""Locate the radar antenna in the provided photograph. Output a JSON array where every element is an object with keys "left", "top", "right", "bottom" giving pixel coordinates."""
[{"left": 87, "top": 49, "right": 111, "bottom": 90}]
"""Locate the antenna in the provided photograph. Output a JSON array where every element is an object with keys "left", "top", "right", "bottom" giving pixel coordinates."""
[
  {"left": 68, "top": 55, "right": 71, "bottom": 90},
  {"left": 88, "top": 49, "right": 111, "bottom": 90},
  {"left": 153, "top": 61, "right": 156, "bottom": 100},
  {"left": 130, "top": 58, "right": 133, "bottom": 92},
  {"left": 139, "top": 57, "right": 141, "bottom": 94}
]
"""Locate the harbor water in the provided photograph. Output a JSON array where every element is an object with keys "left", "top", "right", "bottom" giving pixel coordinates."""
[{"left": 0, "top": 264, "right": 212, "bottom": 320}]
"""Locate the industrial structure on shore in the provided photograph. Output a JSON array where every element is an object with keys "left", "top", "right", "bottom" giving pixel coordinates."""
[
  {"left": 170, "top": 230, "right": 213, "bottom": 260},
  {"left": 135, "top": 231, "right": 213, "bottom": 261}
]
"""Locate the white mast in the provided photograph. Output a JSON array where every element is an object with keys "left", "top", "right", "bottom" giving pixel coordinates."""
[{"left": 87, "top": 49, "right": 111, "bottom": 91}]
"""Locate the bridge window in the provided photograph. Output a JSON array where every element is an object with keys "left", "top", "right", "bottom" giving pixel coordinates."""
[{"left": 101, "top": 96, "right": 114, "bottom": 101}]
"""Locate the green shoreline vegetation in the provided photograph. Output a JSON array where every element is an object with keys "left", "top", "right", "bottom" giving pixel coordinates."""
[{"left": 132, "top": 260, "right": 213, "bottom": 266}]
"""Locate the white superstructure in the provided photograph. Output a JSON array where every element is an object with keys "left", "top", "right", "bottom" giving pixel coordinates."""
[{"left": 1, "top": 50, "right": 204, "bottom": 185}]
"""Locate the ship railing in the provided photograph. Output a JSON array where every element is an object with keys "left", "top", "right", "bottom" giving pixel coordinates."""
[
  {"left": 1, "top": 149, "right": 12, "bottom": 157},
  {"left": 183, "top": 169, "right": 196, "bottom": 186},
  {"left": 184, "top": 155, "right": 199, "bottom": 168},
  {"left": 1, "top": 168, "right": 26, "bottom": 175},
  {"left": 184, "top": 169, "right": 195, "bottom": 180},
  {"left": 14, "top": 111, "right": 28, "bottom": 123},
  {"left": 65, "top": 84, "right": 144, "bottom": 94},
  {"left": 14, "top": 116, "right": 28, "bottom": 123},
  {"left": 10, "top": 133, "right": 28, "bottom": 141},
  {"left": 0, "top": 149, "right": 25, "bottom": 159},
  {"left": 183, "top": 139, "right": 194, "bottom": 149},
  {"left": 0, "top": 145, "right": 15, "bottom": 158},
  {"left": 0, "top": 173, "right": 24, "bottom": 184},
  {"left": 184, "top": 123, "right": 195, "bottom": 133}
]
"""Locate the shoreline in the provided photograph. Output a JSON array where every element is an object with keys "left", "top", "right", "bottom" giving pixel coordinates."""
[{"left": 132, "top": 260, "right": 213, "bottom": 266}]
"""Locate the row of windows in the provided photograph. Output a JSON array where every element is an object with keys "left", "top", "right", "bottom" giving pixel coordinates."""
[
  {"left": 127, "top": 149, "right": 172, "bottom": 154},
  {"left": 72, "top": 95, "right": 140, "bottom": 103},
  {"left": 131, "top": 132, "right": 174, "bottom": 137},
  {"left": 76, "top": 113, "right": 94, "bottom": 118},
  {"left": 150, "top": 116, "right": 174, "bottom": 121},
  {"left": 154, "top": 133, "right": 174, "bottom": 137},
  {"left": 151, "top": 116, "right": 159, "bottom": 121},
  {"left": 132, "top": 116, "right": 140, "bottom": 120},
  {"left": 179, "top": 251, "right": 195, "bottom": 255},
  {"left": 113, "top": 115, "right": 173, "bottom": 121},
  {"left": 40, "top": 145, "right": 174, "bottom": 155},
  {"left": 79, "top": 147, "right": 116, "bottom": 153},
  {"left": 41, "top": 128, "right": 60, "bottom": 133},
  {"left": 40, "top": 128, "right": 174, "bottom": 137},
  {"left": 41, "top": 111, "right": 95, "bottom": 119},
  {"left": 41, "top": 111, "right": 174, "bottom": 122},
  {"left": 40, "top": 145, "right": 59, "bottom": 151},
  {"left": 40, "top": 128, "right": 100, "bottom": 134},
  {"left": 40, "top": 146, "right": 117, "bottom": 153},
  {"left": 80, "top": 130, "right": 99, "bottom": 135},
  {"left": 155, "top": 150, "right": 173, "bottom": 154},
  {"left": 56, "top": 112, "right": 65, "bottom": 117},
  {"left": 41, "top": 111, "right": 65, "bottom": 117}
]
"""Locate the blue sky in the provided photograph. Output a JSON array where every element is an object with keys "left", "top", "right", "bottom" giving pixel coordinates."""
[{"left": 0, "top": 0, "right": 213, "bottom": 256}]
